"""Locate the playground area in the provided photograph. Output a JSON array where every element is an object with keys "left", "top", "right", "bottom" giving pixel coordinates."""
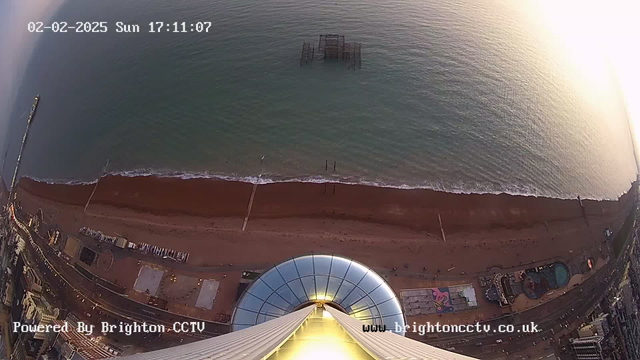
[
  {"left": 401, "top": 284, "right": 479, "bottom": 316},
  {"left": 522, "top": 262, "right": 570, "bottom": 299}
]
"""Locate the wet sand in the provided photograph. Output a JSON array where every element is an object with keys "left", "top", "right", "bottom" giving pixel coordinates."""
[{"left": 17, "top": 175, "right": 637, "bottom": 234}]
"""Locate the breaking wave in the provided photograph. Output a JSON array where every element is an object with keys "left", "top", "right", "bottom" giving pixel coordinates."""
[
  {"left": 23, "top": 177, "right": 98, "bottom": 186},
  {"left": 20, "top": 167, "right": 620, "bottom": 201}
]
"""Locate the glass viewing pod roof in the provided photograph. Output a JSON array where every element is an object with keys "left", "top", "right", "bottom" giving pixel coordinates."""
[{"left": 231, "top": 255, "right": 406, "bottom": 335}]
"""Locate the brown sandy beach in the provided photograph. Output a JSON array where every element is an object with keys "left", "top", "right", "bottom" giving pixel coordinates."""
[
  {"left": 14, "top": 174, "right": 636, "bottom": 274},
  {"left": 18, "top": 175, "right": 636, "bottom": 234},
  {"left": 12, "top": 175, "right": 637, "bottom": 332}
]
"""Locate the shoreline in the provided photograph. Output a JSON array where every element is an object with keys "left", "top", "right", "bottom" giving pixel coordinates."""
[
  {"left": 17, "top": 175, "right": 637, "bottom": 234},
  {"left": 23, "top": 171, "right": 631, "bottom": 201}
]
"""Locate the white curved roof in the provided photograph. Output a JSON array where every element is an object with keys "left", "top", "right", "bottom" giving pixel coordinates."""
[{"left": 232, "top": 254, "right": 406, "bottom": 335}]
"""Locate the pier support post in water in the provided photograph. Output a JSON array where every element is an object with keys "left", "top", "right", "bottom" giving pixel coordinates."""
[
  {"left": 243, "top": 183, "right": 258, "bottom": 231},
  {"left": 438, "top": 212, "right": 447, "bottom": 242},
  {"left": 300, "top": 42, "right": 314, "bottom": 66}
]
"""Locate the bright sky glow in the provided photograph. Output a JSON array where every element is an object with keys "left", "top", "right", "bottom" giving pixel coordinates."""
[{"left": 535, "top": 0, "right": 640, "bottom": 167}]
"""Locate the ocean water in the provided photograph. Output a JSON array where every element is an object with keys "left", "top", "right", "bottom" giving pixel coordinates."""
[{"left": 3, "top": 0, "right": 637, "bottom": 199}]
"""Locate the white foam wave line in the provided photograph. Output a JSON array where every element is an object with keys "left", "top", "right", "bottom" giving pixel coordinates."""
[
  {"left": 109, "top": 169, "right": 614, "bottom": 200},
  {"left": 21, "top": 168, "right": 620, "bottom": 201},
  {"left": 23, "top": 176, "right": 98, "bottom": 186}
]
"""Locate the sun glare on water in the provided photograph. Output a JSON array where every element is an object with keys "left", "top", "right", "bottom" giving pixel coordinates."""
[{"left": 533, "top": 0, "right": 640, "bottom": 164}]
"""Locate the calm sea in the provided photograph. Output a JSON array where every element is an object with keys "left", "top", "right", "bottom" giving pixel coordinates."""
[{"left": 3, "top": 0, "right": 637, "bottom": 199}]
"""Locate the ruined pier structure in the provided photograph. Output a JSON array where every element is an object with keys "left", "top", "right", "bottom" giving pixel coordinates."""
[{"left": 300, "top": 34, "right": 362, "bottom": 70}]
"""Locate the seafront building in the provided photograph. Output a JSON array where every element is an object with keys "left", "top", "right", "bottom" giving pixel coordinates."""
[
  {"left": 44, "top": 319, "right": 116, "bottom": 360},
  {"left": 569, "top": 336, "right": 605, "bottom": 360},
  {"left": 567, "top": 227, "right": 640, "bottom": 360},
  {"left": 578, "top": 314, "right": 609, "bottom": 338},
  {"left": 7, "top": 251, "right": 60, "bottom": 359}
]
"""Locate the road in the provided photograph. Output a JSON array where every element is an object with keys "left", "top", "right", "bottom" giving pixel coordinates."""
[
  {"left": 9, "top": 206, "right": 230, "bottom": 344},
  {"left": 430, "top": 226, "right": 634, "bottom": 358}
]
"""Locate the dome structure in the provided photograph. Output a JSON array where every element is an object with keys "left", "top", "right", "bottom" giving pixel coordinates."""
[{"left": 231, "top": 254, "right": 406, "bottom": 335}]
